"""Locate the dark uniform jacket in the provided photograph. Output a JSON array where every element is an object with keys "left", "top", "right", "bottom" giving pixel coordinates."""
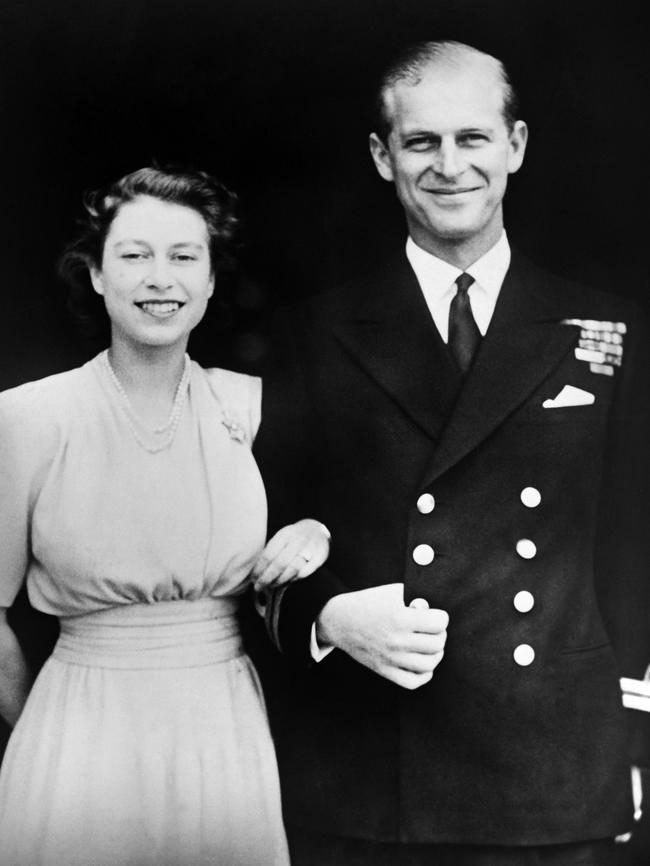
[{"left": 254, "top": 249, "right": 650, "bottom": 846}]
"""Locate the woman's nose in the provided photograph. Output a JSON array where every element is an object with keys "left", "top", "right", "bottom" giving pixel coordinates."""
[{"left": 145, "top": 257, "right": 174, "bottom": 289}]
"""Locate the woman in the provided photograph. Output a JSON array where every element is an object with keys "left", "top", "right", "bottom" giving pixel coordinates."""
[{"left": 0, "top": 167, "right": 329, "bottom": 865}]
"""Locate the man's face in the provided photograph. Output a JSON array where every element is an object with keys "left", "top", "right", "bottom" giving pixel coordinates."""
[{"left": 370, "top": 59, "right": 527, "bottom": 259}]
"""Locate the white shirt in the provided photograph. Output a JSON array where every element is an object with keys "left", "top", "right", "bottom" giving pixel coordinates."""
[
  {"left": 405, "top": 231, "right": 511, "bottom": 341},
  {"left": 310, "top": 232, "right": 512, "bottom": 661}
]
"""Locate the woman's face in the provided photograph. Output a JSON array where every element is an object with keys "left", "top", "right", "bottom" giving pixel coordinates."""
[{"left": 91, "top": 195, "right": 214, "bottom": 351}]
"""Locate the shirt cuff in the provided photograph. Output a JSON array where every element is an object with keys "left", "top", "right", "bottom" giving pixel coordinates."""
[{"left": 310, "top": 621, "right": 334, "bottom": 662}]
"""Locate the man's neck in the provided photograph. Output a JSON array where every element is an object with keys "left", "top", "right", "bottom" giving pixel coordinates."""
[{"left": 410, "top": 226, "right": 504, "bottom": 271}]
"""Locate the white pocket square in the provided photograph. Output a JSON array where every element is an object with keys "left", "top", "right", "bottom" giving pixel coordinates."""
[{"left": 542, "top": 385, "right": 595, "bottom": 409}]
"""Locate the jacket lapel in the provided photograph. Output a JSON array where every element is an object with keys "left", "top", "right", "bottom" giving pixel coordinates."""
[
  {"left": 420, "top": 253, "right": 579, "bottom": 485},
  {"left": 333, "top": 257, "right": 462, "bottom": 443}
]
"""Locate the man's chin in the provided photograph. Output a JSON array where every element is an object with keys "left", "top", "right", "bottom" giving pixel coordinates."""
[
  {"left": 420, "top": 208, "right": 501, "bottom": 244},
  {"left": 424, "top": 222, "right": 482, "bottom": 244}
]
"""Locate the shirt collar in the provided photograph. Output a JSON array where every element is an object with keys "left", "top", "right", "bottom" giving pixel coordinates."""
[{"left": 406, "top": 232, "right": 511, "bottom": 301}]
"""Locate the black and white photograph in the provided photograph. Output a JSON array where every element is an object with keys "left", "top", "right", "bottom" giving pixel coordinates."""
[{"left": 0, "top": 1, "right": 648, "bottom": 863}]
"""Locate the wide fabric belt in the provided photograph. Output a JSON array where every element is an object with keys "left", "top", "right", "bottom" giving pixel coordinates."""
[{"left": 53, "top": 597, "right": 243, "bottom": 669}]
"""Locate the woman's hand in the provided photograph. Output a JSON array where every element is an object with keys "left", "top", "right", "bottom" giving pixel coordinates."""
[{"left": 251, "top": 519, "right": 330, "bottom": 591}]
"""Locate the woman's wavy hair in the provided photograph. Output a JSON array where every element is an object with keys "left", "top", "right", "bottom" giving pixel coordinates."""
[{"left": 59, "top": 166, "right": 239, "bottom": 341}]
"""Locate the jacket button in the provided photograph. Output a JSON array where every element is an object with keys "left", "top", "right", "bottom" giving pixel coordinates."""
[
  {"left": 513, "top": 590, "right": 535, "bottom": 612},
  {"left": 413, "top": 544, "right": 435, "bottom": 565},
  {"left": 520, "top": 487, "right": 541, "bottom": 508},
  {"left": 516, "top": 539, "right": 537, "bottom": 559},
  {"left": 417, "top": 493, "right": 436, "bottom": 514},
  {"left": 409, "top": 598, "right": 430, "bottom": 610},
  {"left": 513, "top": 644, "right": 535, "bottom": 666}
]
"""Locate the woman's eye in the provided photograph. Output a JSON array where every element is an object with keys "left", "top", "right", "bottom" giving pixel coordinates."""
[
  {"left": 173, "top": 254, "right": 197, "bottom": 262},
  {"left": 121, "top": 252, "right": 146, "bottom": 260}
]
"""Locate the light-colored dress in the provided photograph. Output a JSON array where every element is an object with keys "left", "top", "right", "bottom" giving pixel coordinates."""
[{"left": 0, "top": 353, "right": 289, "bottom": 866}]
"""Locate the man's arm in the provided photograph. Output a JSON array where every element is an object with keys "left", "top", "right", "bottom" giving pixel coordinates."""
[
  {"left": 255, "top": 309, "right": 449, "bottom": 685},
  {"left": 253, "top": 307, "right": 349, "bottom": 663},
  {"left": 594, "top": 307, "right": 650, "bottom": 768}
]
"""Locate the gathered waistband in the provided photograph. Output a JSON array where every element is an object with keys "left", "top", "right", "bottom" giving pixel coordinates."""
[{"left": 53, "top": 598, "right": 243, "bottom": 669}]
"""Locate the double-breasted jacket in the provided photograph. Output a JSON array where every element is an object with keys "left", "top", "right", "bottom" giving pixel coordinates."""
[{"left": 253, "top": 250, "right": 650, "bottom": 845}]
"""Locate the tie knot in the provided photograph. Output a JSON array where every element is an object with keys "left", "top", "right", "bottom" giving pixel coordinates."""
[{"left": 455, "top": 272, "right": 475, "bottom": 295}]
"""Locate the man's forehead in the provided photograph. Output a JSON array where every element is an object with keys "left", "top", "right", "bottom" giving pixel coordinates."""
[
  {"left": 390, "top": 48, "right": 502, "bottom": 91},
  {"left": 384, "top": 59, "right": 506, "bottom": 129}
]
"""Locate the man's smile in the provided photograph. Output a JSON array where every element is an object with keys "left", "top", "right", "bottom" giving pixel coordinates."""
[{"left": 424, "top": 186, "right": 482, "bottom": 195}]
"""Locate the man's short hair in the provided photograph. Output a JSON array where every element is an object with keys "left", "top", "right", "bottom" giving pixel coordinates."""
[{"left": 373, "top": 40, "right": 520, "bottom": 143}]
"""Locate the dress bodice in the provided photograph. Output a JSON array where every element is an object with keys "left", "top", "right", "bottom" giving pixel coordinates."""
[{"left": 0, "top": 354, "right": 266, "bottom": 617}]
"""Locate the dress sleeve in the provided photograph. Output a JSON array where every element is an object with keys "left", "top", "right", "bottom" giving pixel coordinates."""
[{"left": 0, "top": 385, "right": 59, "bottom": 607}]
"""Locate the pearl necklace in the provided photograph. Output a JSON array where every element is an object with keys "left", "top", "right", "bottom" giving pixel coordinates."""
[{"left": 101, "top": 350, "right": 191, "bottom": 454}]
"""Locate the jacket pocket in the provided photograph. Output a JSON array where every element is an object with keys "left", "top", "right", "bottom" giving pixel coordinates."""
[{"left": 559, "top": 640, "right": 612, "bottom": 656}]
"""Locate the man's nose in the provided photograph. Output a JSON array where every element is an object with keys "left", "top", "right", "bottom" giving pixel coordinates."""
[
  {"left": 145, "top": 257, "right": 174, "bottom": 289},
  {"left": 432, "top": 141, "right": 463, "bottom": 179}
]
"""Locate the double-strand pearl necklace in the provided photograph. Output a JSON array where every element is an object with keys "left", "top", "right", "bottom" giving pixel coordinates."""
[{"left": 101, "top": 350, "right": 192, "bottom": 454}]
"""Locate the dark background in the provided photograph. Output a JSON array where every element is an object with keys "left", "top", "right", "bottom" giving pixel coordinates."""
[
  {"left": 1, "top": 0, "right": 648, "bottom": 858},
  {"left": 0, "top": 0, "right": 648, "bottom": 387}
]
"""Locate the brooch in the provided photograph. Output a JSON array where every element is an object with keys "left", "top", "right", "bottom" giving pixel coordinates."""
[
  {"left": 221, "top": 415, "right": 247, "bottom": 443},
  {"left": 561, "top": 318, "right": 626, "bottom": 377}
]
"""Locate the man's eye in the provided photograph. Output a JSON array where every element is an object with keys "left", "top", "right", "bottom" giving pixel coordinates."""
[
  {"left": 173, "top": 254, "right": 197, "bottom": 262},
  {"left": 459, "top": 134, "right": 488, "bottom": 146},
  {"left": 121, "top": 252, "right": 146, "bottom": 260},
  {"left": 406, "top": 138, "right": 435, "bottom": 151}
]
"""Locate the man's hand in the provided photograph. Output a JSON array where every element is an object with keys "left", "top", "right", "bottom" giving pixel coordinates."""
[{"left": 316, "top": 583, "right": 448, "bottom": 690}]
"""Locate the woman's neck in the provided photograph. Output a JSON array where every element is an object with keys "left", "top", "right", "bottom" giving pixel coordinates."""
[{"left": 106, "top": 340, "right": 190, "bottom": 428}]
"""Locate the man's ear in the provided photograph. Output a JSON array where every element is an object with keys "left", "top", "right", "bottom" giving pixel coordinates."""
[
  {"left": 369, "top": 133, "right": 395, "bottom": 182},
  {"left": 90, "top": 267, "right": 105, "bottom": 297},
  {"left": 507, "top": 120, "right": 528, "bottom": 175}
]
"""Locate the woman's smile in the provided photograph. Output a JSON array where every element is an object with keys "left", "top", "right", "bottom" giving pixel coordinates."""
[{"left": 135, "top": 299, "right": 186, "bottom": 318}]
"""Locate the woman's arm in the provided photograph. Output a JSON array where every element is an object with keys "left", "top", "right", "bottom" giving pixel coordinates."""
[
  {"left": 0, "top": 607, "right": 31, "bottom": 727},
  {"left": 250, "top": 519, "right": 331, "bottom": 591}
]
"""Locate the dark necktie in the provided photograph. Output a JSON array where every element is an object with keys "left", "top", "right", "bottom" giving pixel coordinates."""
[{"left": 448, "top": 272, "right": 480, "bottom": 374}]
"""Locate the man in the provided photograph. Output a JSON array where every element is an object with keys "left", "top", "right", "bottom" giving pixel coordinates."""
[{"left": 254, "top": 41, "right": 650, "bottom": 864}]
